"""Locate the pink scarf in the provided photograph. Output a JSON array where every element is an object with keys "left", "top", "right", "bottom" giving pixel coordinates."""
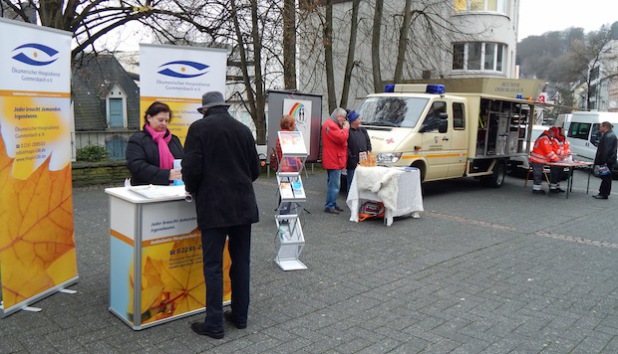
[{"left": 144, "top": 124, "right": 174, "bottom": 170}]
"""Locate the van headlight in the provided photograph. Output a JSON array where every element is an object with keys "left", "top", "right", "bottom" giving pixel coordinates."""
[{"left": 376, "top": 152, "right": 402, "bottom": 163}]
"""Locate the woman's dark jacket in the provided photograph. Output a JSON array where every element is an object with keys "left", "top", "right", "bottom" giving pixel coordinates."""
[
  {"left": 126, "top": 128, "right": 184, "bottom": 186},
  {"left": 182, "top": 106, "right": 260, "bottom": 230},
  {"left": 594, "top": 129, "right": 618, "bottom": 167},
  {"left": 346, "top": 126, "right": 372, "bottom": 170}
]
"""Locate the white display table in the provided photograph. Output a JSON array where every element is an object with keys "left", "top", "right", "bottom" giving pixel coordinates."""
[
  {"left": 346, "top": 166, "right": 424, "bottom": 226},
  {"left": 105, "top": 186, "right": 231, "bottom": 330}
]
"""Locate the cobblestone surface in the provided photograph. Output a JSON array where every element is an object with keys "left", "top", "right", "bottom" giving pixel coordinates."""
[{"left": 1, "top": 169, "right": 617, "bottom": 353}]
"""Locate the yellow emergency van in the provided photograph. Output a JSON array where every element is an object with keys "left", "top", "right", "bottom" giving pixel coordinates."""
[{"left": 356, "top": 84, "right": 535, "bottom": 186}]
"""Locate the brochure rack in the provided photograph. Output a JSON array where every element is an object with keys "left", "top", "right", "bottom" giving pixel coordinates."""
[{"left": 275, "top": 131, "right": 308, "bottom": 271}]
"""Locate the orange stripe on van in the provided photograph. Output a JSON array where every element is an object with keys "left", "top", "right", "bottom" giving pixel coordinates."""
[{"left": 401, "top": 152, "right": 467, "bottom": 160}]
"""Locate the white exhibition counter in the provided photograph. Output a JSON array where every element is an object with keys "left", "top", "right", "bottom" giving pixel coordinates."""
[
  {"left": 105, "top": 186, "right": 231, "bottom": 330},
  {"left": 347, "top": 166, "right": 424, "bottom": 226}
]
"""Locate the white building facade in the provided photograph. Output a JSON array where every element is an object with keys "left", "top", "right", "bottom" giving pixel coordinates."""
[{"left": 298, "top": 0, "right": 521, "bottom": 110}]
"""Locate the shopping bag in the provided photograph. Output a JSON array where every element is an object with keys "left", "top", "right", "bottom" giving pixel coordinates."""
[
  {"left": 358, "top": 201, "right": 385, "bottom": 221},
  {"left": 269, "top": 147, "right": 279, "bottom": 172},
  {"left": 593, "top": 164, "right": 610, "bottom": 177}
]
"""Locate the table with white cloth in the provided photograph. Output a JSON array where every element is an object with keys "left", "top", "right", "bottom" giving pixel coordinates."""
[{"left": 346, "top": 166, "right": 424, "bottom": 226}]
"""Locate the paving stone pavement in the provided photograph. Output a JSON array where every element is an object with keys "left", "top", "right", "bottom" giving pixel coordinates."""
[{"left": 1, "top": 169, "right": 618, "bottom": 353}]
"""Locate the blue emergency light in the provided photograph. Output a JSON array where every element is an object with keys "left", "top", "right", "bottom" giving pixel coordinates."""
[
  {"left": 384, "top": 84, "right": 395, "bottom": 92},
  {"left": 426, "top": 84, "right": 445, "bottom": 94}
]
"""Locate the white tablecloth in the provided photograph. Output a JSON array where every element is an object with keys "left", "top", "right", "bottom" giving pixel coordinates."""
[{"left": 346, "top": 166, "right": 424, "bottom": 226}]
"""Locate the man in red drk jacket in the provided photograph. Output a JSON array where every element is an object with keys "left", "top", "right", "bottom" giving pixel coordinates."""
[{"left": 321, "top": 108, "right": 349, "bottom": 214}]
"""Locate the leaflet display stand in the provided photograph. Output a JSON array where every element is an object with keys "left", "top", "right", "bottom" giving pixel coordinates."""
[{"left": 275, "top": 131, "right": 308, "bottom": 271}]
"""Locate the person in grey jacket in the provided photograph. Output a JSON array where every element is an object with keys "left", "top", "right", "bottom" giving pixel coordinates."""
[
  {"left": 593, "top": 121, "right": 618, "bottom": 199},
  {"left": 182, "top": 91, "right": 260, "bottom": 338}
]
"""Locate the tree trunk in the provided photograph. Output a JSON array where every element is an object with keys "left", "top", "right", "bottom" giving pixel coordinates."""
[
  {"left": 394, "top": 0, "right": 413, "bottom": 83},
  {"left": 250, "top": 0, "right": 266, "bottom": 144},
  {"left": 283, "top": 0, "right": 297, "bottom": 90},
  {"left": 339, "top": 0, "right": 360, "bottom": 109},
  {"left": 39, "top": 0, "right": 65, "bottom": 29},
  {"left": 230, "top": 0, "right": 259, "bottom": 144},
  {"left": 324, "top": 0, "right": 337, "bottom": 113},
  {"left": 371, "top": 0, "right": 384, "bottom": 93}
]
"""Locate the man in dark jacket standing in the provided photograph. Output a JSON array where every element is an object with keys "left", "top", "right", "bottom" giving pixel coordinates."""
[
  {"left": 182, "top": 91, "right": 260, "bottom": 338},
  {"left": 345, "top": 110, "right": 371, "bottom": 192},
  {"left": 593, "top": 121, "right": 618, "bottom": 199}
]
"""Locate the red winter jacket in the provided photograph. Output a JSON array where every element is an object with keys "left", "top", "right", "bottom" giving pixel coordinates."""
[
  {"left": 321, "top": 118, "right": 349, "bottom": 169},
  {"left": 529, "top": 131, "right": 559, "bottom": 164}
]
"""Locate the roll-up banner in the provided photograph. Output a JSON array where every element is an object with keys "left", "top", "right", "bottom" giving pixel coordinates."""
[
  {"left": 139, "top": 44, "right": 228, "bottom": 144},
  {"left": 0, "top": 18, "right": 78, "bottom": 317}
]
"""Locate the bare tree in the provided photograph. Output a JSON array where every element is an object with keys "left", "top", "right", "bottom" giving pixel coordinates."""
[
  {"left": 324, "top": 0, "right": 337, "bottom": 113},
  {"left": 569, "top": 26, "right": 615, "bottom": 109},
  {"left": 339, "top": 0, "right": 360, "bottom": 109},
  {"left": 371, "top": 0, "right": 383, "bottom": 93},
  {"left": 283, "top": 0, "right": 296, "bottom": 90},
  {"left": 393, "top": 0, "right": 413, "bottom": 83},
  {"left": 1, "top": 0, "right": 231, "bottom": 60}
]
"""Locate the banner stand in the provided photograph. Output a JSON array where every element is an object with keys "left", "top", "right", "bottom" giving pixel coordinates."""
[
  {"left": 0, "top": 18, "right": 79, "bottom": 319},
  {"left": 0, "top": 277, "right": 78, "bottom": 318}
]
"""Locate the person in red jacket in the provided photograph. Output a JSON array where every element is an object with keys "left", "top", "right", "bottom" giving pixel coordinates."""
[
  {"left": 552, "top": 126, "right": 572, "bottom": 160},
  {"left": 548, "top": 126, "right": 571, "bottom": 193},
  {"left": 321, "top": 108, "right": 349, "bottom": 214},
  {"left": 529, "top": 128, "right": 559, "bottom": 194}
]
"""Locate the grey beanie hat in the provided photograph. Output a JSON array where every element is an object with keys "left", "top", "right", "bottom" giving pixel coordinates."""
[{"left": 197, "top": 91, "right": 230, "bottom": 114}]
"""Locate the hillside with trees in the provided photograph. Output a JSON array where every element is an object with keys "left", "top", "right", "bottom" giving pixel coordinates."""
[{"left": 517, "top": 22, "right": 618, "bottom": 108}]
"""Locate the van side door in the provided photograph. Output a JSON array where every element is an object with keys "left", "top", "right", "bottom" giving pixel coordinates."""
[
  {"left": 567, "top": 121, "right": 596, "bottom": 161},
  {"left": 419, "top": 100, "right": 452, "bottom": 180},
  {"left": 447, "top": 101, "right": 468, "bottom": 177}
]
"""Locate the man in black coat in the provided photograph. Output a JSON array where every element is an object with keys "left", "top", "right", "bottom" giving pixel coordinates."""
[
  {"left": 593, "top": 121, "right": 618, "bottom": 199},
  {"left": 182, "top": 91, "right": 260, "bottom": 338}
]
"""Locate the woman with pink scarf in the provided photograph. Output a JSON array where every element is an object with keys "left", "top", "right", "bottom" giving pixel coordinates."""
[{"left": 126, "top": 101, "right": 184, "bottom": 185}]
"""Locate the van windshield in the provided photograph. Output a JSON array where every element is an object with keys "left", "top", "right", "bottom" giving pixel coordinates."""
[{"left": 358, "top": 97, "right": 429, "bottom": 128}]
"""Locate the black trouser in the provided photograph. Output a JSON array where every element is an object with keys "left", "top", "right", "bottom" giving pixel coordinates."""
[
  {"left": 201, "top": 224, "right": 252, "bottom": 332},
  {"left": 599, "top": 163, "right": 614, "bottom": 197}
]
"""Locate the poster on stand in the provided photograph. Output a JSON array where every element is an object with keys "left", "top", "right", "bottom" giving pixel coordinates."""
[
  {"left": 283, "top": 99, "right": 312, "bottom": 155},
  {"left": 139, "top": 44, "right": 227, "bottom": 144},
  {"left": 266, "top": 91, "right": 321, "bottom": 162},
  {"left": 0, "top": 18, "right": 77, "bottom": 317}
]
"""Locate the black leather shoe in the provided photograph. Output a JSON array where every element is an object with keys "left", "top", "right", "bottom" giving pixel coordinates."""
[
  {"left": 324, "top": 208, "right": 339, "bottom": 214},
  {"left": 224, "top": 311, "right": 247, "bottom": 329},
  {"left": 532, "top": 190, "right": 546, "bottom": 195},
  {"left": 334, "top": 205, "right": 344, "bottom": 212},
  {"left": 593, "top": 194, "right": 608, "bottom": 199},
  {"left": 191, "top": 322, "right": 224, "bottom": 339},
  {"left": 549, "top": 188, "right": 563, "bottom": 194}
]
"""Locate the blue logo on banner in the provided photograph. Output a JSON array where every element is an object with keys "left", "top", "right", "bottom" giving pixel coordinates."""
[
  {"left": 158, "top": 61, "right": 209, "bottom": 78},
  {"left": 12, "top": 43, "right": 59, "bottom": 66}
]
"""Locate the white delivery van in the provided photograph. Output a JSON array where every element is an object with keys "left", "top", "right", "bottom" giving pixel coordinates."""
[
  {"left": 355, "top": 84, "right": 535, "bottom": 187},
  {"left": 563, "top": 112, "right": 618, "bottom": 173}
]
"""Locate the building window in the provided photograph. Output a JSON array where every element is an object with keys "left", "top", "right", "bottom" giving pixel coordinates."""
[
  {"left": 108, "top": 97, "right": 125, "bottom": 128},
  {"left": 452, "top": 42, "right": 505, "bottom": 73},
  {"left": 454, "top": 0, "right": 507, "bottom": 13}
]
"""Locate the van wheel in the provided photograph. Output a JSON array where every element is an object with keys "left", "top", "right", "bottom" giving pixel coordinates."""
[{"left": 481, "top": 162, "right": 506, "bottom": 187}]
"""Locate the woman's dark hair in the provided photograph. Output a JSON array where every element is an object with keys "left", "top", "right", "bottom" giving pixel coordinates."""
[{"left": 144, "top": 101, "right": 172, "bottom": 123}]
